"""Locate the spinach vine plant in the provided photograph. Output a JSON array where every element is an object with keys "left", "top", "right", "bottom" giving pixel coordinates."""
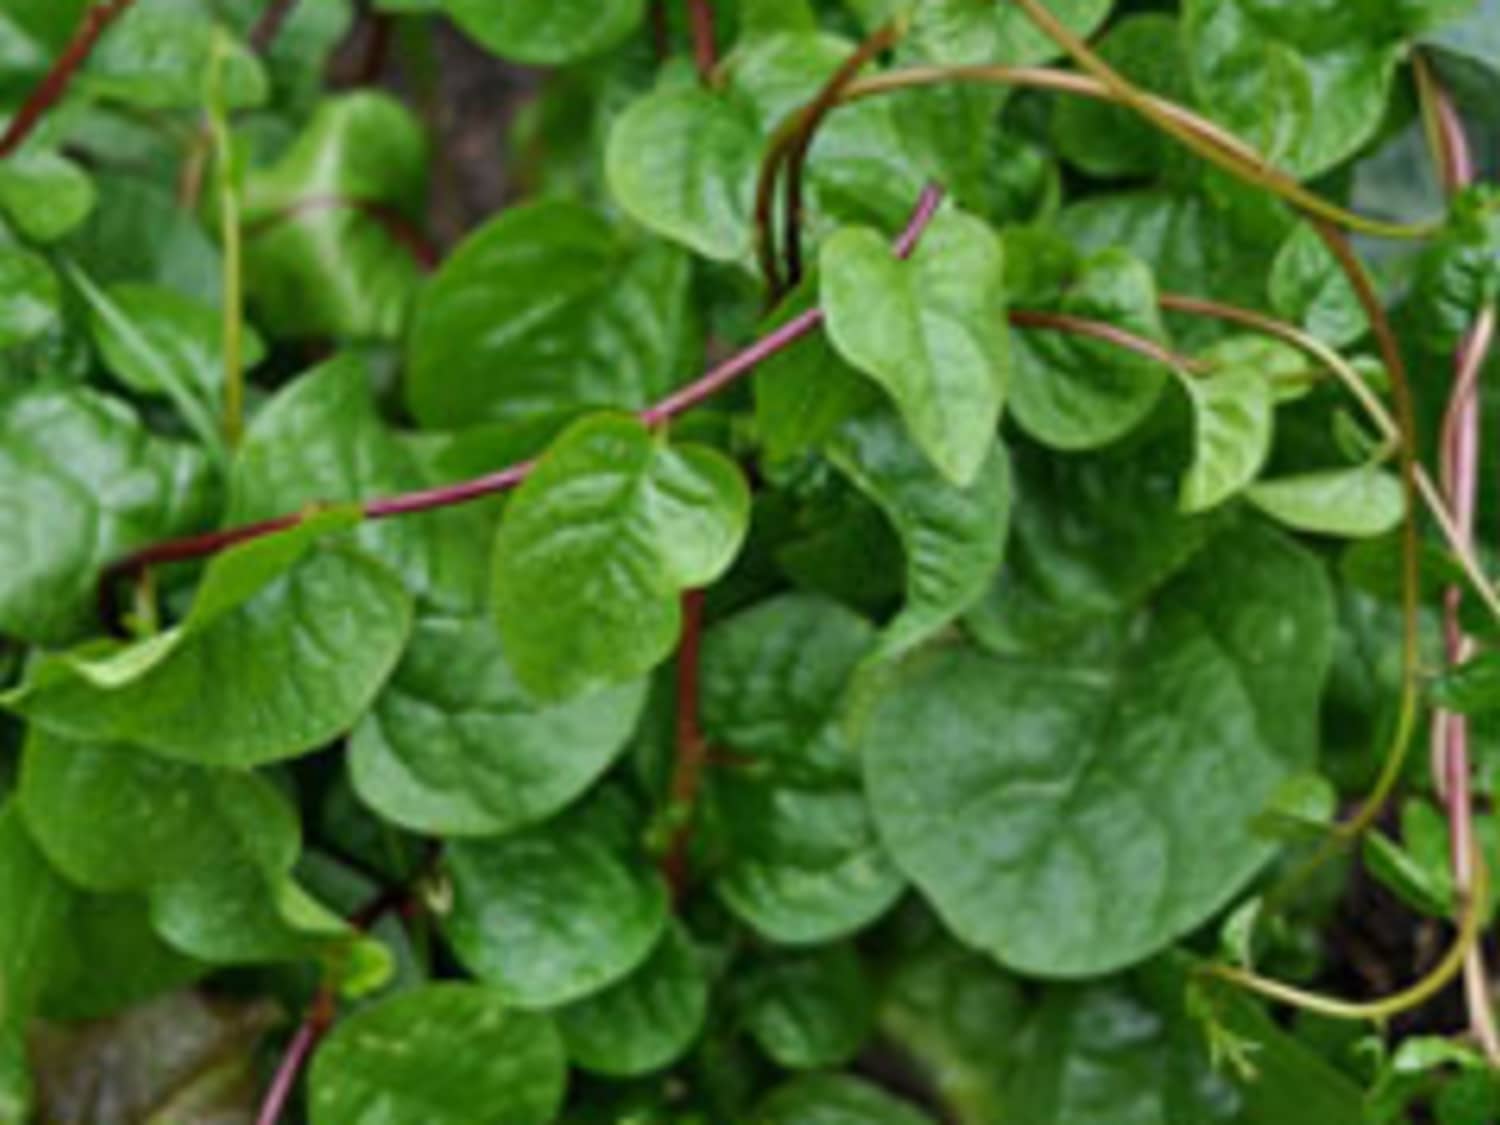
[{"left": 2, "top": 0, "right": 1500, "bottom": 1121}]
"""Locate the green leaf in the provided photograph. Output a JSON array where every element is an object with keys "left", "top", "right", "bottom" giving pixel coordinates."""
[
  {"left": 0, "top": 386, "right": 217, "bottom": 645},
  {"left": 0, "top": 244, "right": 60, "bottom": 349},
  {"left": 739, "top": 944, "right": 873, "bottom": 1069},
  {"left": 1007, "top": 231, "right": 1170, "bottom": 450},
  {"left": 866, "top": 524, "right": 1334, "bottom": 976},
  {"left": 442, "top": 0, "right": 643, "bottom": 64},
  {"left": 606, "top": 83, "right": 762, "bottom": 263},
  {"left": 350, "top": 612, "right": 647, "bottom": 836},
  {"left": 1178, "top": 348, "right": 1275, "bottom": 513},
  {"left": 703, "top": 594, "right": 906, "bottom": 943},
  {"left": 241, "top": 92, "right": 427, "bottom": 339},
  {"left": 491, "top": 413, "right": 750, "bottom": 701},
  {"left": 751, "top": 1073, "right": 936, "bottom": 1124},
  {"left": 231, "top": 354, "right": 489, "bottom": 611},
  {"left": 1248, "top": 465, "right": 1405, "bottom": 538},
  {"left": 965, "top": 433, "right": 1220, "bottom": 652},
  {"left": 309, "top": 983, "right": 567, "bottom": 1125},
  {"left": 821, "top": 209, "right": 1009, "bottom": 485},
  {"left": 556, "top": 920, "right": 708, "bottom": 1077},
  {"left": 17, "top": 729, "right": 350, "bottom": 963},
  {"left": 1182, "top": 0, "right": 1401, "bottom": 179},
  {"left": 445, "top": 797, "right": 670, "bottom": 1007},
  {"left": 829, "top": 411, "right": 1012, "bottom": 657},
  {"left": 88, "top": 281, "right": 265, "bottom": 407},
  {"left": 7, "top": 515, "right": 413, "bottom": 767},
  {"left": 406, "top": 200, "right": 695, "bottom": 428},
  {"left": 1406, "top": 187, "right": 1500, "bottom": 353},
  {"left": 1059, "top": 190, "right": 1279, "bottom": 349},
  {"left": 1051, "top": 15, "right": 1199, "bottom": 183},
  {"left": 608, "top": 33, "right": 957, "bottom": 264},
  {"left": 0, "top": 149, "right": 94, "bottom": 241},
  {"left": 908, "top": 0, "right": 1112, "bottom": 66},
  {"left": 1268, "top": 223, "right": 1368, "bottom": 348},
  {"left": 80, "top": 1, "right": 267, "bottom": 110}
]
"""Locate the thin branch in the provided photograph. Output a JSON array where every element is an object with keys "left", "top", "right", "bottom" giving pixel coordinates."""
[
  {"left": 98, "top": 184, "right": 948, "bottom": 605},
  {"left": 246, "top": 194, "right": 441, "bottom": 271},
  {"left": 1008, "top": 309, "right": 1210, "bottom": 373},
  {"left": 686, "top": 0, "right": 717, "bottom": 82},
  {"left": 661, "top": 589, "right": 707, "bottom": 900},
  {"left": 250, "top": 0, "right": 300, "bottom": 55},
  {"left": 254, "top": 990, "right": 334, "bottom": 1125},
  {"left": 0, "top": 0, "right": 138, "bottom": 160}
]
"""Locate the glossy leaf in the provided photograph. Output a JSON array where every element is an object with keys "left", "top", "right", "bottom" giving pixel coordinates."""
[
  {"left": 821, "top": 208, "right": 1009, "bottom": 485},
  {"left": 406, "top": 200, "right": 695, "bottom": 428},
  {"left": 1178, "top": 343, "right": 1275, "bottom": 513},
  {"left": 0, "top": 149, "right": 94, "bottom": 241},
  {"left": 0, "top": 244, "right": 60, "bottom": 349},
  {"left": 350, "top": 612, "right": 647, "bottom": 836},
  {"left": 80, "top": 2, "right": 267, "bottom": 110},
  {"left": 309, "top": 984, "right": 567, "bottom": 1125},
  {"left": 739, "top": 944, "right": 873, "bottom": 1069},
  {"left": 703, "top": 595, "right": 906, "bottom": 943},
  {"left": 751, "top": 1073, "right": 935, "bottom": 1124},
  {"left": 866, "top": 524, "right": 1334, "bottom": 976},
  {"left": 0, "top": 387, "right": 216, "bottom": 645},
  {"left": 7, "top": 515, "right": 412, "bottom": 767},
  {"left": 445, "top": 798, "right": 669, "bottom": 1007},
  {"left": 491, "top": 413, "right": 750, "bottom": 701},
  {"left": 907, "top": 0, "right": 1112, "bottom": 66},
  {"left": 1268, "top": 223, "right": 1368, "bottom": 347}
]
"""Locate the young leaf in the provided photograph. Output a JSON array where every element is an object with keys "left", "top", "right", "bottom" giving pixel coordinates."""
[
  {"left": 829, "top": 411, "right": 1012, "bottom": 657},
  {"left": 906, "top": 0, "right": 1112, "bottom": 66},
  {"left": 820, "top": 209, "right": 1009, "bottom": 485},
  {"left": 1269, "top": 223, "right": 1368, "bottom": 347},
  {"left": 444, "top": 796, "right": 669, "bottom": 1007},
  {"left": 7, "top": 516, "right": 412, "bottom": 767},
  {"left": 241, "top": 92, "right": 427, "bottom": 339},
  {"left": 406, "top": 200, "right": 695, "bottom": 428},
  {"left": 80, "top": 3, "right": 267, "bottom": 110},
  {"left": 866, "top": 524, "right": 1334, "bottom": 976},
  {"left": 703, "top": 595, "right": 906, "bottom": 943},
  {"left": 1247, "top": 465, "right": 1405, "bottom": 538},
  {"left": 350, "top": 612, "right": 647, "bottom": 836},
  {"left": 0, "top": 387, "right": 217, "bottom": 645},
  {"left": 491, "top": 413, "right": 750, "bottom": 701},
  {"left": 442, "top": 0, "right": 642, "bottom": 64},
  {"left": 309, "top": 984, "right": 567, "bottom": 1125},
  {"left": 1178, "top": 346, "right": 1274, "bottom": 513},
  {"left": 556, "top": 921, "right": 708, "bottom": 1077}
]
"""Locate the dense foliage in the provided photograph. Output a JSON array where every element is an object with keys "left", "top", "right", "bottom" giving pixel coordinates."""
[{"left": 2, "top": 0, "right": 1500, "bottom": 1121}]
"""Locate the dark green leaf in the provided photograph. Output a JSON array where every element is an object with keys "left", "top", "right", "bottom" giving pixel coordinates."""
[
  {"left": 739, "top": 944, "right": 873, "bottom": 1069},
  {"left": 350, "top": 612, "right": 647, "bottom": 836},
  {"left": 750, "top": 1073, "right": 935, "bottom": 1124},
  {"left": 866, "top": 524, "right": 1334, "bottom": 976}
]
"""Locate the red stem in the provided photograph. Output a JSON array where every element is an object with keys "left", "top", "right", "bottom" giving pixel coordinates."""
[
  {"left": 687, "top": 0, "right": 717, "bottom": 81},
  {"left": 254, "top": 991, "right": 334, "bottom": 1125},
  {"left": 0, "top": 0, "right": 137, "bottom": 160},
  {"left": 98, "top": 183, "right": 947, "bottom": 605},
  {"left": 661, "top": 589, "right": 707, "bottom": 900},
  {"left": 251, "top": 0, "right": 300, "bottom": 55}
]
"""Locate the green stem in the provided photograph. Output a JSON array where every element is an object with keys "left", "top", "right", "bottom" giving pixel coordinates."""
[{"left": 206, "top": 32, "right": 245, "bottom": 449}]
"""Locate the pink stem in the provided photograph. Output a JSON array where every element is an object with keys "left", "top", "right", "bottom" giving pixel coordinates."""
[{"left": 99, "top": 184, "right": 947, "bottom": 601}]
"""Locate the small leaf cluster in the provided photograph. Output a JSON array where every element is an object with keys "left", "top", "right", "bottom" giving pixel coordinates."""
[{"left": 1, "top": 0, "right": 1499, "bottom": 1121}]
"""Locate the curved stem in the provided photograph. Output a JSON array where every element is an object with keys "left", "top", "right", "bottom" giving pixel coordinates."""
[
  {"left": 1005, "top": 0, "right": 1437, "bottom": 241},
  {"left": 1206, "top": 843, "right": 1490, "bottom": 1024},
  {"left": 1010, "top": 308, "right": 1210, "bottom": 373},
  {"left": 99, "top": 184, "right": 948, "bottom": 601}
]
